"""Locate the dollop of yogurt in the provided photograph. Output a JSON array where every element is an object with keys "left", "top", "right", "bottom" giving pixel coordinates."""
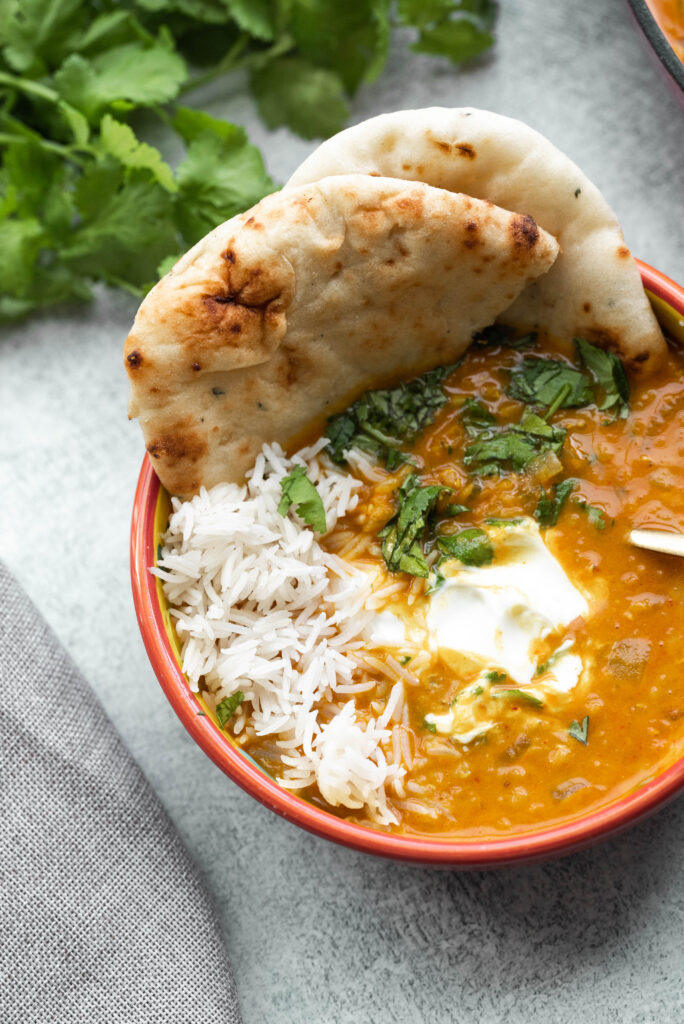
[{"left": 426, "top": 519, "right": 587, "bottom": 686}]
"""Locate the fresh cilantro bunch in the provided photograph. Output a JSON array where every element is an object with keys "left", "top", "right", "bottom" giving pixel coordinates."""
[{"left": 0, "top": 0, "right": 498, "bottom": 323}]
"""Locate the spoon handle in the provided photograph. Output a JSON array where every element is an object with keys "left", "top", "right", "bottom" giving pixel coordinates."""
[{"left": 629, "top": 528, "right": 684, "bottom": 557}]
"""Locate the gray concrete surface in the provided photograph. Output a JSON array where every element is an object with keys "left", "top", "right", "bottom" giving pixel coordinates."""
[{"left": 2, "top": 1, "right": 684, "bottom": 1021}]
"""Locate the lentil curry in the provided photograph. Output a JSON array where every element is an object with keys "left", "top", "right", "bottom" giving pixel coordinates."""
[{"left": 238, "top": 327, "right": 684, "bottom": 836}]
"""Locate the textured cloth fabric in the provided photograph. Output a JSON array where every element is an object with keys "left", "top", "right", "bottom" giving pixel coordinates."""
[{"left": 0, "top": 563, "right": 241, "bottom": 1024}]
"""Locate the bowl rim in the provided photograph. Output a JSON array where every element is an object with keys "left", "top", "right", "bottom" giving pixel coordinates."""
[
  {"left": 626, "top": 0, "right": 684, "bottom": 93},
  {"left": 130, "top": 259, "right": 684, "bottom": 867}
]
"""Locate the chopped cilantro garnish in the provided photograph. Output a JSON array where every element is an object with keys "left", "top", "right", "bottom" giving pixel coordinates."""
[
  {"left": 446, "top": 504, "right": 469, "bottom": 517},
  {"left": 464, "top": 409, "right": 565, "bottom": 476},
  {"left": 437, "top": 527, "right": 494, "bottom": 567},
  {"left": 485, "top": 516, "right": 527, "bottom": 527},
  {"left": 426, "top": 567, "right": 446, "bottom": 594},
  {"left": 485, "top": 670, "right": 507, "bottom": 682},
  {"left": 461, "top": 397, "right": 496, "bottom": 436},
  {"left": 474, "top": 325, "right": 537, "bottom": 349},
  {"left": 325, "top": 364, "right": 458, "bottom": 467},
  {"left": 575, "top": 338, "right": 630, "bottom": 419},
  {"left": 278, "top": 466, "right": 326, "bottom": 533},
  {"left": 400, "top": 655, "right": 412, "bottom": 666},
  {"left": 575, "top": 499, "right": 606, "bottom": 530},
  {"left": 569, "top": 715, "right": 590, "bottom": 745},
  {"left": 507, "top": 358, "right": 593, "bottom": 410},
  {"left": 215, "top": 691, "right": 245, "bottom": 728},
  {"left": 471, "top": 685, "right": 484, "bottom": 696},
  {"left": 492, "top": 689, "right": 544, "bottom": 708},
  {"left": 424, "top": 719, "right": 437, "bottom": 734},
  {"left": 378, "top": 474, "right": 449, "bottom": 577},
  {"left": 536, "top": 643, "right": 573, "bottom": 676},
  {"left": 535, "top": 478, "right": 576, "bottom": 527}
]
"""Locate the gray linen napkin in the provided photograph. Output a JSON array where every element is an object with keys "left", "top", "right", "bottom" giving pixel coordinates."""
[{"left": 0, "top": 563, "right": 241, "bottom": 1023}]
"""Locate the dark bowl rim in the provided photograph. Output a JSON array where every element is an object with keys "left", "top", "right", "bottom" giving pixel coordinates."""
[
  {"left": 626, "top": 0, "right": 684, "bottom": 92},
  {"left": 130, "top": 259, "right": 684, "bottom": 867}
]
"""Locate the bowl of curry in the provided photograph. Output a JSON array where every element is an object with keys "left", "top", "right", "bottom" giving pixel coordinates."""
[{"left": 131, "top": 261, "right": 684, "bottom": 867}]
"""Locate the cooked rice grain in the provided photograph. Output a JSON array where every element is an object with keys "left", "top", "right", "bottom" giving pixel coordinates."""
[{"left": 153, "top": 441, "right": 403, "bottom": 824}]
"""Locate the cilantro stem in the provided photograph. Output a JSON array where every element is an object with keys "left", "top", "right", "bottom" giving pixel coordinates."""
[
  {"left": 544, "top": 382, "right": 572, "bottom": 420},
  {"left": 104, "top": 275, "right": 147, "bottom": 298},
  {"left": 0, "top": 131, "right": 90, "bottom": 167},
  {"left": 0, "top": 70, "right": 61, "bottom": 103},
  {"left": 179, "top": 34, "right": 251, "bottom": 95},
  {"left": 179, "top": 34, "right": 295, "bottom": 96}
]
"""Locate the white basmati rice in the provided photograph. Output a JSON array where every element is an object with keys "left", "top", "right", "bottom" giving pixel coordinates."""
[{"left": 153, "top": 440, "right": 404, "bottom": 825}]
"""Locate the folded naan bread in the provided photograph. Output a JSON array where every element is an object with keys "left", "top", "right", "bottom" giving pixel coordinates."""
[
  {"left": 125, "top": 174, "right": 558, "bottom": 495},
  {"left": 288, "top": 108, "right": 665, "bottom": 374}
]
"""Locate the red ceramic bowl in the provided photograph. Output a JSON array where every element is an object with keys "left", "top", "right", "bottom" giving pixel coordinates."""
[{"left": 131, "top": 261, "right": 684, "bottom": 867}]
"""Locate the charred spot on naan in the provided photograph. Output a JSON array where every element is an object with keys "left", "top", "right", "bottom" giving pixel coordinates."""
[
  {"left": 581, "top": 326, "right": 653, "bottom": 371},
  {"left": 510, "top": 214, "right": 540, "bottom": 252},
  {"left": 430, "top": 138, "right": 477, "bottom": 159},
  {"left": 146, "top": 416, "right": 208, "bottom": 495}
]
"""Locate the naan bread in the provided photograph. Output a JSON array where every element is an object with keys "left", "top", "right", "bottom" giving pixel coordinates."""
[
  {"left": 288, "top": 107, "right": 665, "bottom": 373},
  {"left": 125, "top": 174, "right": 558, "bottom": 495}
]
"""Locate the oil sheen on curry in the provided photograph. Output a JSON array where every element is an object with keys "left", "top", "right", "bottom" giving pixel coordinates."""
[{"left": 236, "top": 327, "right": 684, "bottom": 836}]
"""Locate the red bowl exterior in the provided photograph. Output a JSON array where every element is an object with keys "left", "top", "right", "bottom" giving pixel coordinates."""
[{"left": 131, "top": 261, "right": 684, "bottom": 867}]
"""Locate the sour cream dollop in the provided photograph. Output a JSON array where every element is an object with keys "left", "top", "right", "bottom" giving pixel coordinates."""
[
  {"left": 426, "top": 520, "right": 588, "bottom": 687},
  {"left": 365, "top": 519, "right": 588, "bottom": 693}
]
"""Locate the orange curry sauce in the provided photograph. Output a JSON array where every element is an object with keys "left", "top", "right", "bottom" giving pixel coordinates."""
[
  {"left": 649, "top": 0, "right": 684, "bottom": 61},
  {"left": 245, "top": 332, "right": 684, "bottom": 836}
]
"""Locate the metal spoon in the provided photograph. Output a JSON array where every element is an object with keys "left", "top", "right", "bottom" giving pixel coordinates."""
[{"left": 629, "top": 528, "right": 684, "bottom": 557}]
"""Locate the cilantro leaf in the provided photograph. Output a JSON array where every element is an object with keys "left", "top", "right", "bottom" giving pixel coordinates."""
[
  {"left": 437, "top": 527, "right": 494, "bottom": 566},
  {"left": 536, "top": 643, "right": 573, "bottom": 676},
  {"left": 575, "top": 338, "right": 630, "bottom": 418},
  {"left": 54, "top": 43, "right": 187, "bottom": 122},
  {"left": 277, "top": 465, "right": 327, "bottom": 533},
  {"left": 401, "top": 0, "right": 498, "bottom": 64},
  {"left": 224, "top": 0, "right": 278, "bottom": 41},
  {"left": 289, "top": 0, "right": 391, "bottom": 92},
  {"left": 485, "top": 670, "right": 507, "bottom": 682},
  {"left": 535, "top": 478, "right": 576, "bottom": 528},
  {"left": 173, "top": 127, "right": 274, "bottom": 246},
  {"left": 474, "top": 324, "right": 537, "bottom": 349},
  {"left": 507, "top": 358, "right": 594, "bottom": 409},
  {"left": 484, "top": 516, "right": 526, "bottom": 527},
  {"left": 492, "top": 689, "right": 544, "bottom": 708},
  {"left": 378, "top": 474, "right": 448, "bottom": 577},
  {"left": 251, "top": 57, "right": 350, "bottom": 140},
  {"left": 65, "top": 164, "right": 177, "bottom": 288},
  {"left": 215, "top": 691, "right": 245, "bottom": 728},
  {"left": 99, "top": 115, "right": 177, "bottom": 192},
  {"left": 464, "top": 411, "right": 566, "bottom": 476},
  {"left": 424, "top": 719, "right": 437, "bottom": 734},
  {"left": 326, "top": 364, "right": 457, "bottom": 466},
  {"left": 2, "top": 0, "right": 85, "bottom": 75},
  {"left": 569, "top": 715, "right": 589, "bottom": 745},
  {"left": 461, "top": 397, "right": 496, "bottom": 436},
  {"left": 575, "top": 499, "right": 606, "bottom": 530}
]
